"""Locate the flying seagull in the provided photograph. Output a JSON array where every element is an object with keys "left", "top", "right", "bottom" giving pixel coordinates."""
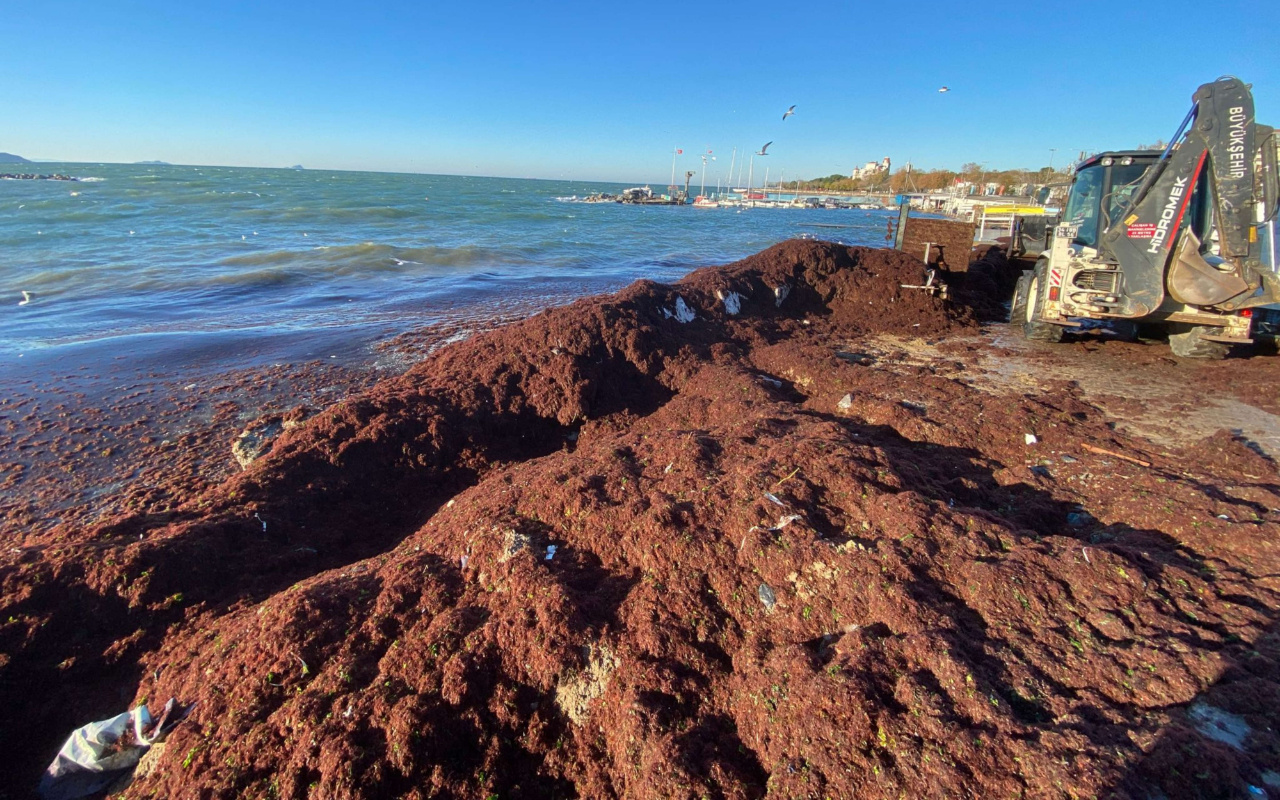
[
  {"left": 938, "top": 86, "right": 950, "bottom": 93},
  {"left": 756, "top": 142, "right": 772, "bottom": 156},
  {"left": 782, "top": 105, "right": 796, "bottom": 121}
]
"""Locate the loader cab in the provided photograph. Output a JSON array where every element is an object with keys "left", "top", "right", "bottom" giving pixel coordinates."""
[{"left": 1061, "top": 151, "right": 1163, "bottom": 249}]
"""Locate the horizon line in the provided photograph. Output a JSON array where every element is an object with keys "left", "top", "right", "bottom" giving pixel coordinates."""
[{"left": 5, "top": 158, "right": 1070, "bottom": 185}]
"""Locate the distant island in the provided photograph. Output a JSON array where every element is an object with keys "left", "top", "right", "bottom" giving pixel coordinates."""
[
  {"left": 135, "top": 160, "right": 171, "bottom": 165},
  {"left": 0, "top": 152, "right": 32, "bottom": 164},
  {"left": 290, "top": 165, "right": 305, "bottom": 170}
]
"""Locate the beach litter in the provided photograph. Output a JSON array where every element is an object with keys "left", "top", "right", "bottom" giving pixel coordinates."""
[
  {"left": 751, "top": 514, "right": 803, "bottom": 534},
  {"left": 717, "top": 290, "right": 743, "bottom": 315},
  {"left": 771, "top": 515, "right": 802, "bottom": 531},
  {"left": 1081, "top": 443, "right": 1152, "bottom": 467},
  {"left": 38, "top": 698, "right": 193, "bottom": 800},
  {"left": 662, "top": 296, "right": 696, "bottom": 323},
  {"left": 1188, "top": 701, "right": 1251, "bottom": 751},
  {"left": 757, "top": 583, "right": 777, "bottom": 612}
]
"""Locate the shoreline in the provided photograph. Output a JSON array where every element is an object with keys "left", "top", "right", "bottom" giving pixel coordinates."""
[
  {"left": 4, "top": 240, "right": 1280, "bottom": 797},
  {"left": 0, "top": 311, "right": 540, "bottom": 541}
]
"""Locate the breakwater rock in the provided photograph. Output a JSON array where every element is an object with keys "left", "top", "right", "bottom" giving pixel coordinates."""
[{"left": 1, "top": 173, "right": 80, "bottom": 181}]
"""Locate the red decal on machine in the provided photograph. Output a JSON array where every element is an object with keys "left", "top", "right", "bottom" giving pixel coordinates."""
[
  {"left": 1127, "top": 222, "right": 1157, "bottom": 238},
  {"left": 1049, "top": 268, "right": 1063, "bottom": 287},
  {"left": 1148, "top": 150, "right": 1207, "bottom": 254}
]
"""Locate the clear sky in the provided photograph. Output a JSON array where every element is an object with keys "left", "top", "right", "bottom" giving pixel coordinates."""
[{"left": 3, "top": 0, "right": 1277, "bottom": 183}]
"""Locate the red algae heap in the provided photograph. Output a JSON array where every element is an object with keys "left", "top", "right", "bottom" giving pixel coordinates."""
[{"left": 4, "top": 240, "right": 1280, "bottom": 799}]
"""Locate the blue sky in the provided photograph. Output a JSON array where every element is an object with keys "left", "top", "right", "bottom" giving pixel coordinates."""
[{"left": 3, "top": 0, "right": 1277, "bottom": 183}]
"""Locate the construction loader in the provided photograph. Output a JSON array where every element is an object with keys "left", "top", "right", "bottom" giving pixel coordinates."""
[{"left": 1010, "top": 77, "right": 1280, "bottom": 357}]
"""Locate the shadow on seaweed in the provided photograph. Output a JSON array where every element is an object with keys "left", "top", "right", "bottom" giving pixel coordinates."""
[
  {"left": 4, "top": 366, "right": 675, "bottom": 793},
  {"left": 806, "top": 405, "right": 1280, "bottom": 795},
  {"left": 1110, "top": 626, "right": 1280, "bottom": 799},
  {"left": 671, "top": 711, "right": 770, "bottom": 798},
  {"left": 0, "top": 578, "right": 153, "bottom": 800}
]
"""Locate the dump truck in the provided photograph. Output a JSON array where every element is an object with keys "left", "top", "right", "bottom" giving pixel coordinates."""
[{"left": 1011, "top": 77, "right": 1280, "bottom": 357}]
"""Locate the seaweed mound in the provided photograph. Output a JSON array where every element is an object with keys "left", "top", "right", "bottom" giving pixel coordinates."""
[{"left": 4, "top": 241, "right": 1279, "bottom": 799}]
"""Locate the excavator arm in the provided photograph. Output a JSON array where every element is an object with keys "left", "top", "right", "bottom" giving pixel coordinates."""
[{"left": 1100, "top": 78, "right": 1279, "bottom": 316}]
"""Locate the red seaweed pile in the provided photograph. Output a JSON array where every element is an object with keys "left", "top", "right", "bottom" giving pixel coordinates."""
[{"left": 3, "top": 240, "right": 1280, "bottom": 799}]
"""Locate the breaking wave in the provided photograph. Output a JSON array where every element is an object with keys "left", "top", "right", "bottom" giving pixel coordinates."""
[{"left": 215, "top": 242, "right": 535, "bottom": 274}]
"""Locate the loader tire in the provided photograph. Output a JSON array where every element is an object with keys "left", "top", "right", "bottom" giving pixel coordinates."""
[
  {"left": 1009, "top": 271, "right": 1032, "bottom": 324},
  {"left": 1167, "top": 324, "right": 1229, "bottom": 359},
  {"left": 1021, "top": 261, "right": 1064, "bottom": 343}
]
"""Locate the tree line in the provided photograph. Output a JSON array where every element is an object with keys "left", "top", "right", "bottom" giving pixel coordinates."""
[
  {"left": 785, "top": 164, "right": 1074, "bottom": 194},
  {"left": 793, "top": 139, "right": 1176, "bottom": 194}
]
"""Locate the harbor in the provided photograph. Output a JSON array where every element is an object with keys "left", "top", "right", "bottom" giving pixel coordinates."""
[{"left": 563, "top": 186, "right": 890, "bottom": 209}]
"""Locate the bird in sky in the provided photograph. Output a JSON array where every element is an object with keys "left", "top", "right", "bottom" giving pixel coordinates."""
[
  {"left": 782, "top": 105, "right": 796, "bottom": 121},
  {"left": 938, "top": 86, "right": 950, "bottom": 93},
  {"left": 756, "top": 142, "right": 772, "bottom": 156}
]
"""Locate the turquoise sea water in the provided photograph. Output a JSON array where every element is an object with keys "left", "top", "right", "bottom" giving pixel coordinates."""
[{"left": 1, "top": 164, "right": 895, "bottom": 382}]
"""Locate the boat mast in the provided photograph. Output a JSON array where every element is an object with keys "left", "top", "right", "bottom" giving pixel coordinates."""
[{"left": 725, "top": 148, "right": 736, "bottom": 192}]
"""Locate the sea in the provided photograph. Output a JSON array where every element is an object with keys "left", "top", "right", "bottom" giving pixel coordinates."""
[{"left": 2, "top": 164, "right": 897, "bottom": 385}]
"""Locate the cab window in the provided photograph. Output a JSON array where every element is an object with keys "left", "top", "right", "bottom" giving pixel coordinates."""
[
  {"left": 1064, "top": 165, "right": 1104, "bottom": 247},
  {"left": 1105, "top": 162, "right": 1152, "bottom": 227}
]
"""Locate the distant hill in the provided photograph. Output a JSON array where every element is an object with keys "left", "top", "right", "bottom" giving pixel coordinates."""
[
  {"left": 135, "top": 160, "right": 171, "bottom": 165},
  {"left": 0, "top": 152, "right": 32, "bottom": 164},
  {"left": 290, "top": 165, "right": 305, "bottom": 170}
]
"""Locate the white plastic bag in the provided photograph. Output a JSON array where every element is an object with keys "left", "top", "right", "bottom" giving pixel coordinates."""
[{"left": 37, "top": 705, "right": 154, "bottom": 800}]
